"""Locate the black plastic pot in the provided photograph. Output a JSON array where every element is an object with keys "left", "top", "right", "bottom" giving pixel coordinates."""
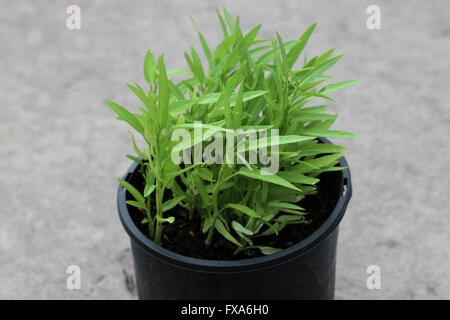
[{"left": 117, "top": 138, "right": 352, "bottom": 300}]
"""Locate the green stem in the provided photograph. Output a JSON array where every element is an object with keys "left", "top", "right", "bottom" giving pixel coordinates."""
[
  {"left": 233, "top": 246, "right": 243, "bottom": 256},
  {"left": 153, "top": 147, "right": 164, "bottom": 245},
  {"left": 154, "top": 182, "right": 164, "bottom": 245},
  {"left": 205, "top": 186, "right": 220, "bottom": 246},
  {"left": 239, "top": 185, "right": 254, "bottom": 205},
  {"left": 147, "top": 196, "right": 154, "bottom": 239},
  {"left": 205, "top": 165, "right": 227, "bottom": 246}
]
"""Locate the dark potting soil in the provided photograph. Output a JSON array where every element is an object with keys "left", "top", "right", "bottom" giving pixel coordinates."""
[{"left": 126, "top": 167, "right": 341, "bottom": 260}]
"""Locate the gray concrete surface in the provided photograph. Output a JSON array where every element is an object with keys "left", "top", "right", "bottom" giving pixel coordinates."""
[{"left": 0, "top": 0, "right": 449, "bottom": 299}]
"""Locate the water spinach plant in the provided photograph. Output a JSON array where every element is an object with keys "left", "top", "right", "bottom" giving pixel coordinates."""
[{"left": 107, "top": 7, "right": 361, "bottom": 257}]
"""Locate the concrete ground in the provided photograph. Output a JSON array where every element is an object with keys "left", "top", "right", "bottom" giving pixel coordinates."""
[{"left": 0, "top": 0, "right": 449, "bottom": 299}]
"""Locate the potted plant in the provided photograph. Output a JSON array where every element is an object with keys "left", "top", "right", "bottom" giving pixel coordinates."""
[{"left": 107, "top": 7, "right": 361, "bottom": 300}]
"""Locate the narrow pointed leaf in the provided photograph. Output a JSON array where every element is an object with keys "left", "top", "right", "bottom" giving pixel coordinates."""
[
  {"left": 232, "top": 221, "right": 254, "bottom": 236},
  {"left": 215, "top": 219, "right": 242, "bottom": 247},
  {"left": 320, "top": 79, "right": 363, "bottom": 94},
  {"left": 238, "top": 168, "right": 301, "bottom": 191},
  {"left": 254, "top": 246, "right": 283, "bottom": 255},
  {"left": 118, "top": 178, "right": 145, "bottom": 204},
  {"left": 106, "top": 100, "right": 144, "bottom": 135},
  {"left": 143, "top": 184, "right": 156, "bottom": 197},
  {"left": 227, "top": 203, "right": 259, "bottom": 218},
  {"left": 162, "top": 196, "right": 185, "bottom": 212},
  {"left": 143, "top": 50, "right": 156, "bottom": 84},
  {"left": 287, "top": 23, "right": 316, "bottom": 69}
]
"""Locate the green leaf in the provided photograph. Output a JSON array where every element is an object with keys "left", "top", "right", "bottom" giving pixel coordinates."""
[
  {"left": 312, "top": 166, "right": 347, "bottom": 173},
  {"left": 156, "top": 216, "right": 175, "bottom": 224},
  {"left": 227, "top": 203, "right": 259, "bottom": 218},
  {"left": 250, "top": 135, "right": 314, "bottom": 151},
  {"left": 275, "top": 215, "right": 305, "bottom": 223},
  {"left": 291, "top": 111, "right": 337, "bottom": 121},
  {"left": 320, "top": 79, "right": 363, "bottom": 94},
  {"left": 299, "top": 91, "right": 335, "bottom": 102},
  {"left": 162, "top": 196, "right": 185, "bottom": 212},
  {"left": 143, "top": 50, "right": 156, "bottom": 84},
  {"left": 213, "top": 34, "right": 235, "bottom": 61},
  {"left": 216, "top": 9, "right": 229, "bottom": 37},
  {"left": 158, "top": 55, "right": 169, "bottom": 126},
  {"left": 302, "top": 129, "right": 362, "bottom": 138},
  {"left": 276, "top": 32, "right": 288, "bottom": 74},
  {"left": 167, "top": 164, "right": 199, "bottom": 179},
  {"left": 205, "top": 180, "right": 235, "bottom": 193},
  {"left": 277, "top": 171, "right": 319, "bottom": 185},
  {"left": 254, "top": 246, "right": 283, "bottom": 255},
  {"left": 126, "top": 200, "right": 147, "bottom": 210},
  {"left": 300, "top": 55, "right": 342, "bottom": 86},
  {"left": 202, "top": 216, "right": 211, "bottom": 234},
  {"left": 316, "top": 48, "right": 336, "bottom": 64},
  {"left": 127, "top": 83, "right": 148, "bottom": 106},
  {"left": 188, "top": 15, "right": 213, "bottom": 65},
  {"left": 118, "top": 178, "right": 145, "bottom": 204},
  {"left": 215, "top": 219, "right": 242, "bottom": 247},
  {"left": 238, "top": 168, "right": 301, "bottom": 191},
  {"left": 129, "top": 132, "right": 148, "bottom": 160},
  {"left": 255, "top": 40, "right": 297, "bottom": 64},
  {"left": 192, "top": 174, "right": 211, "bottom": 206},
  {"left": 300, "top": 153, "right": 344, "bottom": 171},
  {"left": 197, "top": 92, "right": 222, "bottom": 104},
  {"left": 167, "top": 69, "right": 193, "bottom": 75},
  {"left": 197, "top": 90, "right": 267, "bottom": 106},
  {"left": 261, "top": 181, "right": 268, "bottom": 202},
  {"left": 259, "top": 221, "right": 287, "bottom": 236},
  {"left": 169, "top": 100, "right": 192, "bottom": 116},
  {"left": 173, "top": 122, "right": 233, "bottom": 133},
  {"left": 106, "top": 100, "right": 144, "bottom": 135},
  {"left": 233, "top": 83, "right": 244, "bottom": 127},
  {"left": 198, "top": 168, "right": 214, "bottom": 181},
  {"left": 232, "top": 221, "right": 254, "bottom": 236},
  {"left": 298, "top": 142, "right": 346, "bottom": 154},
  {"left": 190, "top": 46, "right": 205, "bottom": 82},
  {"left": 143, "top": 184, "right": 156, "bottom": 197},
  {"left": 223, "top": 85, "right": 233, "bottom": 129},
  {"left": 126, "top": 154, "right": 143, "bottom": 165},
  {"left": 287, "top": 23, "right": 316, "bottom": 69},
  {"left": 268, "top": 201, "right": 304, "bottom": 211},
  {"left": 239, "top": 24, "right": 262, "bottom": 54},
  {"left": 222, "top": 6, "right": 235, "bottom": 33},
  {"left": 304, "top": 117, "right": 337, "bottom": 131},
  {"left": 301, "top": 105, "right": 329, "bottom": 113}
]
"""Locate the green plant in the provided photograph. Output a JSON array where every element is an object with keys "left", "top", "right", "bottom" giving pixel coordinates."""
[{"left": 107, "top": 7, "right": 361, "bottom": 255}]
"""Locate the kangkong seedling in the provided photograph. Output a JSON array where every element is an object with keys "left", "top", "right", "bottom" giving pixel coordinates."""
[{"left": 107, "top": 6, "right": 361, "bottom": 256}]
